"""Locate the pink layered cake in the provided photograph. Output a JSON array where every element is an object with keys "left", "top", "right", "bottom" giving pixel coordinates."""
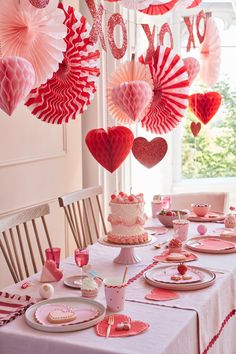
[{"left": 107, "top": 192, "right": 148, "bottom": 245}]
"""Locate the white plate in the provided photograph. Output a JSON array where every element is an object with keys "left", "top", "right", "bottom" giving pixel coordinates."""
[
  {"left": 25, "top": 297, "right": 106, "bottom": 332},
  {"left": 144, "top": 265, "right": 216, "bottom": 291},
  {"left": 98, "top": 235, "right": 157, "bottom": 248},
  {"left": 63, "top": 275, "right": 87, "bottom": 289},
  {"left": 186, "top": 236, "right": 236, "bottom": 254}
]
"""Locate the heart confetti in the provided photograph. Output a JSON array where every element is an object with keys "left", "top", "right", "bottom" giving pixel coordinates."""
[
  {"left": 189, "top": 92, "right": 222, "bottom": 125},
  {"left": 190, "top": 122, "right": 201, "bottom": 137},
  {"left": 145, "top": 288, "right": 179, "bottom": 301},
  {"left": 85, "top": 126, "right": 134, "bottom": 173},
  {"left": 132, "top": 137, "right": 168, "bottom": 169}
]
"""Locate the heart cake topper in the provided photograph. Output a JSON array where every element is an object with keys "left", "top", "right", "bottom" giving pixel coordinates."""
[
  {"left": 132, "top": 137, "right": 168, "bottom": 169},
  {"left": 189, "top": 92, "right": 222, "bottom": 125},
  {"left": 190, "top": 122, "right": 201, "bottom": 137},
  {"left": 85, "top": 126, "right": 134, "bottom": 173}
]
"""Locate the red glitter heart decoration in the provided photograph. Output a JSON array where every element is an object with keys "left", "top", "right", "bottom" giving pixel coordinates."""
[
  {"left": 190, "top": 122, "right": 201, "bottom": 137},
  {"left": 132, "top": 137, "right": 168, "bottom": 169},
  {"left": 85, "top": 126, "right": 134, "bottom": 173},
  {"left": 189, "top": 92, "right": 222, "bottom": 125},
  {"left": 29, "top": 0, "right": 50, "bottom": 8}
]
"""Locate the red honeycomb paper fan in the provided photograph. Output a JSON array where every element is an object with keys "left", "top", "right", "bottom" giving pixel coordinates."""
[
  {"left": 25, "top": 4, "right": 100, "bottom": 124},
  {"left": 139, "top": 46, "right": 190, "bottom": 135},
  {"left": 139, "top": 0, "right": 179, "bottom": 15}
]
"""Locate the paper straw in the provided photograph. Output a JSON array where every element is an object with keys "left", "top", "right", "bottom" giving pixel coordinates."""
[{"left": 122, "top": 266, "right": 128, "bottom": 284}]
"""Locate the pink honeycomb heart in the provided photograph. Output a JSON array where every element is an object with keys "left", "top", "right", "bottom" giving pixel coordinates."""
[
  {"left": 111, "top": 80, "right": 153, "bottom": 122},
  {"left": 183, "top": 57, "right": 200, "bottom": 86},
  {"left": 0, "top": 56, "right": 35, "bottom": 116}
]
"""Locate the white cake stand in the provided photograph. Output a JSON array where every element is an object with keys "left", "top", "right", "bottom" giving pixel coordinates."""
[{"left": 98, "top": 236, "right": 157, "bottom": 265}]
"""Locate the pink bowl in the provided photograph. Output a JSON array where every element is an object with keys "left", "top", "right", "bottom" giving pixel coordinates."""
[
  {"left": 157, "top": 210, "right": 189, "bottom": 228},
  {"left": 191, "top": 204, "right": 211, "bottom": 217}
]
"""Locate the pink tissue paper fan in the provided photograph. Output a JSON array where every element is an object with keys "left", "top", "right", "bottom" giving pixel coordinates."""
[
  {"left": 0, "top": 56, "right": 35, "bottom": 116},
  {"left": 174, "top": 0, "right": 201, "bottom": 9},
  {"left": 139, "top": 46, "right": 190, "bottom": 135},
  {"left": 199, "top": 16, "right": 221, "bottom": 87},
  {"left": 25, "top": 4, "right": 100, "bottom": 124},
  {"left": 0, "top": 0, "right": 67, "bottom": 88},
  {"left": 107, "top": 61, "right": 153, "bottom": 124},
  {"left": 183, "top": 57, "right": 200, "bottom": 86},
  {"left": 120, "top": 0, "right": 153, "bottom": 9}
]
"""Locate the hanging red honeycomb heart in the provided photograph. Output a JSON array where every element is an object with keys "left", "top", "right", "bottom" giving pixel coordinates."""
[
  {"left": 85, "top": 126, "right": 134, "bottom": 173},
  {"left": 132, "top": 137, "right": 168, "bottom": 169},
  {"left": 190, "top": 122, "right": 201, "bottom": 137},
  {"left": 189, "top": 92, "right": 222, "bottom": 125}
]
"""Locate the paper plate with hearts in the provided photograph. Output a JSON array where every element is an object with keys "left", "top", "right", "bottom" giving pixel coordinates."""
[{"left": 25, "top": 297, "right": 106, "bottom": 332}]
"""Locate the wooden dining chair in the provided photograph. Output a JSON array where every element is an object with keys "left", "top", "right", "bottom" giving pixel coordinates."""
[
  {"left": 58, "top": 186, "right": 107, "bottom": 249},
  {"left": 153, "top": 192, "right": 229, "bottom": 212},
  {"left": 0, "top": 204, "right": 53, "bottom": 283}
]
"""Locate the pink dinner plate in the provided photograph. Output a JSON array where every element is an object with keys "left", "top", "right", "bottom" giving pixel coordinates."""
[
  {"left": 186, "top": 236, "right": 236, "bottom": 254},
  {"left": 187, "top": 211, "right": 225, "bottom": 222},
  {"left": 153, "top": 250, "right": 198, "bottom": 263},
  {"left": 144, "top": 265, "right": 216, "bottom": 291},
  {"left": 35, "top": 303, "right": 99, "bottom": 327}
]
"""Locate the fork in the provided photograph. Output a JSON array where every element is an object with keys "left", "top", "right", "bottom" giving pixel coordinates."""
[{"left": 106, "top": 315, "right": 114, "bottom": 338}]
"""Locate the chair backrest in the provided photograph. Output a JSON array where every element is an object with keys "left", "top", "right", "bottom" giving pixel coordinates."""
[
  {"left": 153, "top": 192, "right": 229, "bottom": 213},
  {"left": 0, "top": 204, "right": 53, "bottom": 283},
  {"left": 58, "top": 186, "right": 107, "bottom": 249}
]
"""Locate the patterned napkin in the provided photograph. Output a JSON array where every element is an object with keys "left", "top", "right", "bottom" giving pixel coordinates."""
[{"left": 0, "top": 291, "right": 36, "bottom": 326}]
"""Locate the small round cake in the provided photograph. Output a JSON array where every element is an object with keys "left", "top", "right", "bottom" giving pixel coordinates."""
[
  {"left": 224, "top": 214, "right": 236, "bottom": 229},
  {"left": 168, "top": 239, "right": 182, "bottom": 254},
  {"left": 107, "top": 192, "right": 148, "bottom": 245},
  {"left": 81, "top": 277, "right": 98, "bottom": 298}
]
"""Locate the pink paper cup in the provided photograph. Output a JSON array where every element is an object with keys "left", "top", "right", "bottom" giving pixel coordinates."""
[
  {"left": 103, "top": 277, "right": 126, "bottom": 312},
  {"left": 173, "top": 220, "right": 189, "bottom": 241}
]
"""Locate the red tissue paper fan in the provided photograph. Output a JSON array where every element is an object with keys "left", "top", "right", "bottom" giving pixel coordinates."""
[
  {"left": 189, "top": 92, "right": 222, "bottom": 125},
  {"left": 132, "top": 137, "right": 168, "bottom": 169},
  {"left": 140, "top": 0, "right": 179, "bottom": 16},
  {"left": 25, "top": 4, "right": 100, "bottom": 124},
  {"left": 85, "top": 126, "right": 134, "bottom": 173},
  {"left": 139, "top": 46, "right": 190, "bottom": 135}
]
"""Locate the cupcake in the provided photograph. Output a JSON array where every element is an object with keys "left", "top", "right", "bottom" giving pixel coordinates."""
[
  {"left": 224, "top": 214, "right": 236, "bottom": 229},
  {"left": 168, "top": 239, "right": 182, "bottom": 254},
  {"left": 81, "top": 277, "right": 98, "bottom": 298}
]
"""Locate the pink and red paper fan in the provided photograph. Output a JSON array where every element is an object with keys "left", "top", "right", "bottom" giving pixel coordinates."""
[
  {"left": 140, "top": 0, "right": 179, "bottom": 15},
  {"left": 0, "top": 0, "right": 67, "bottom": 88},
  {"left": 183, "top": 57, "right": 200, "bottom": 85},
  {"left": 25, "top": 4, "right": 100, "bottom": 124},
  {"left": 139, "top": 46, "right": 190, "bottom": 135},
  {"left": 107, "top": 61, "right": 153, "bottom": 124},
  {"left": 199, "top": 16, "right": 221, "bottom": 87}
]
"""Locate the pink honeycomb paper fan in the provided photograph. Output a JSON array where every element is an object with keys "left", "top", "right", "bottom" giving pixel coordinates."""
[
  {"left": 0, "top": 56, "right": 35, "bottom": 116},
  {"left": 174, "top": 0, "right": 201, "bottom": 9},
  {"left": 25, "top": 4, "right": 100, "bottom": 124},
  {"left": 0, "top": 0, "right": 67, "bottom": 88},
  {"left": 139, "top": 46, "right": 190, "bottom": 135},
  {"left": 120, "top": 0, "right": 153, "bottom": 9},
  {"left": 199, "top": 15, "right": 221, "bottom": 87},
  {"left": 107, "top": 60, "right": 153, "bottom": 124}
]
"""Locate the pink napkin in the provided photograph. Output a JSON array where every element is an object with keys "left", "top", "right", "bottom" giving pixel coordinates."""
[
  {"left": 0, "top": 291, "right": 35, "bottom": 326},
  {"left": 145, "top": 288, "right": 179, "bottom": 301},
  {"left": 193, "top": 238, "right": 235, "bottom": 251}
]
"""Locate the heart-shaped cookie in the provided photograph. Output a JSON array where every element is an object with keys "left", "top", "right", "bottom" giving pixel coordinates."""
[
  {"left": 190, "top": 122, "right": 201, "bottom": 137},
  {"left": 96, "top": 314, "right": 149, "bottom": 337},
  {"left": 85, "top": 126, "right": 134, "bottom": 173},
  {"left": 48, "top": 309, "right": 76, "bottom": 324},
  {"left": 189, "top": 92, "right": 222, "bottom": 125},
  {"left": 145, "top": 288, "right": 179, "bottom": 301},
  {"left": 132, "top": 137, "right": 168, "bottom": 169}
]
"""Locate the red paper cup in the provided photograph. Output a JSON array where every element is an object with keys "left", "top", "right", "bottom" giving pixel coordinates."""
[{"left": 45, "top": 248, "right": 61, "bottom": 268}]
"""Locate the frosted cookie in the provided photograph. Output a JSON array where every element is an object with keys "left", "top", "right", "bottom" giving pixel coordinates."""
[
  {"left": 47, "top": 309, "right": 76, "bottom": 324},
  {"left": 182, "top": 274, "right": 192, "bottom": 280},
  {"left": 171, "top": 275, "right": 182, "bottom": 281},
  {"left": 166, "top": 253, "right": 186, "bottom": 262}
]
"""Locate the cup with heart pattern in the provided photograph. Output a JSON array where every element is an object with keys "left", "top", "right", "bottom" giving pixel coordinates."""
[{"left": 103, "top": 277, "right": 126, "bottom": 312}]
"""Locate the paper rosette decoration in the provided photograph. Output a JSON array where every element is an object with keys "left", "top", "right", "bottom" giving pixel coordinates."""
[
  {"left": 0, "top": 56, "right": 35, "bottom": 116},
  {"left": 120, "top": 0, "right": 153, "bottom": 9},
  {"left": 189, "top": 92, "right": 222, "bottom": 125},
  {"left": 132, "top": 137, "right": 168, "bottom": 169},
  {"left": 140, "top": 0, "right": 179, "bottom": 15},
  {"left": 85, "top": 126, "right": 134, "bottom": 173},
  {"left": 183, "top": 57, "right": 200, "bottom": 86},
  {"left": 139, "top": 46, "right": 190, "bottom": 134},
  {"left": 174, "top": 0, "right": 201, "bottom": 9},
  {"left": 199, "top": 16, "right": 221, "bottom": 87},
  {"left": 108, "top": 61, "right": 153, "bottom": 124},
  {"left": 25, "top": 4, "right": 100, "bottom": 124},
  {"left": 0, "top": 0, "right": 66, "bottom": 88},
  {"left": 29, "top": 0, "right": 50, "bottom": 8}
]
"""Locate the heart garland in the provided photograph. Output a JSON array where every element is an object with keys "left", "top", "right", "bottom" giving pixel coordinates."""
[
  {"left": 132, "top": 137, "right": 168, "bottom": 169},
  {"left": 189, "top": 92, "right": 222, "bottom": 125},
  {"left": 190, "top": 122, "right": 201, "bottom": 137},
  {"left": 85, "top": 126, "right": 134, "bottom": 173}
]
